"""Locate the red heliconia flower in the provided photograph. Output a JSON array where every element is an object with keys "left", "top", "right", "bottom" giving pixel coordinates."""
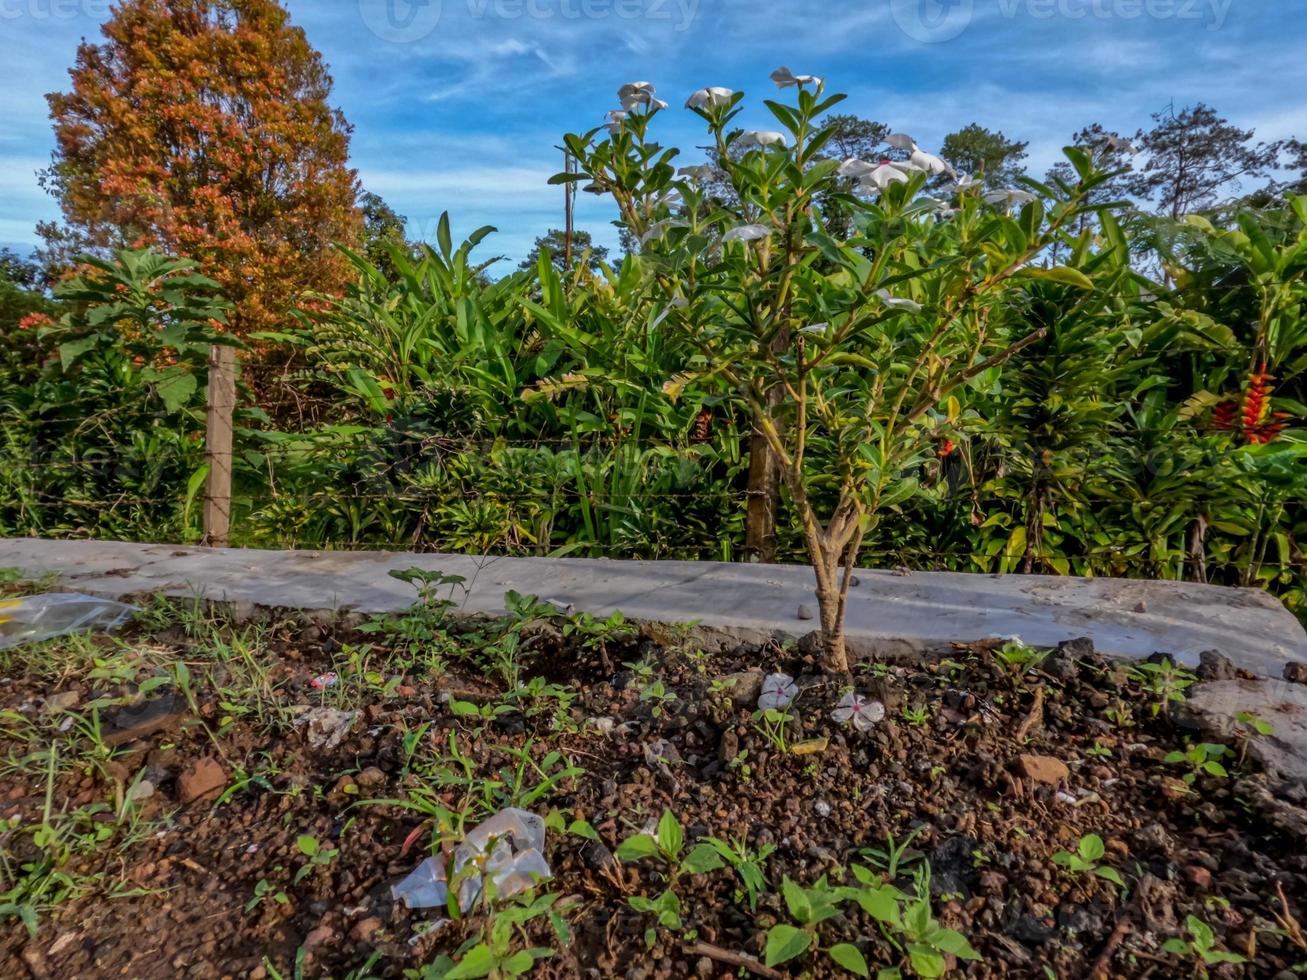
[
  {"left": 694, "top": 408, "right": 713, "bottom": 442},
  {"left": 1241, "top": 368, "right": 1275, "bottom": 443},
  {"left": 937, "top": 438, "right": 957, "bottom": 458},
  {"left": 1210, "top": 400, "right": 1238, "bottom": 431}
]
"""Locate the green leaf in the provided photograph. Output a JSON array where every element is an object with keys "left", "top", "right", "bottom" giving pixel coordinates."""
[
  {"left": 1078, "top": 834, "right": 1105, "bottom": 862},
  {"left": 444, "top": 943, "right": 497, "bottom": 979},
  {"left": 906, "top": 943, "right": 947, "bottom": 978},
  {"left": 615, "top": 834, "right": 661, "bottom": 862},
  {"left": 1096, "top": 867, "right": 1126, "bottom": 888},
  {"left": 296, "top": 835, "right": 319, "bottom": 856},
  {"left": 763, "top": 924, "right": 811, "bottom": 967},
  {"left": 567, "top": 819, "right": 599, "bottom": 841},
  {"left": 152, "top": 370, "right": 198, "bottom": 413},
  {"left": 1019, "top": 266, "right": 1095, "bottom": 290},
  {"left": 829, "top": 943, "right": 870, "bottom": 977},
  {"left": 58, "top": 335, "right": 99, "bottom": 371},
  {"left": 780, "top": 876, "right": 812, "bottom": 923},
  {"left": 854, "top": 886, "right": 901, "bottom": 923},
  {"left": 656, "top": 809, "right": 683, "bottom": 859},
  {"left": 680, "top": 843, "right": 725, "bottom": 875}
]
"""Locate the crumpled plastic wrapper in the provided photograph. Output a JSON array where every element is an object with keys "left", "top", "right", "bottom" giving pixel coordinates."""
[
  {"left": 392, "top": 808, "right": 551, "bottom": 912},
  {"left": 0, "top": 594, "right": 137, "bottom": 650}
]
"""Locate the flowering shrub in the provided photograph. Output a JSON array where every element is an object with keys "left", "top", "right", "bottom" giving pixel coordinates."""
[{"left": 559, "top": 71, "right": 1132, "bottom": 668}]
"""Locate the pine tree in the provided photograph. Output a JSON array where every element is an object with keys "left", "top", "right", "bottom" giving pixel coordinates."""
[
  {"left": 940, "top": 123, "right": 1029, "bottom": 189},
  {"left": 40, "top": 0, "right": 360, "bottom": 334}
]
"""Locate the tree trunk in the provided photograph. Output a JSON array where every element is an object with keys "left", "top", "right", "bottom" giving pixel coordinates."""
[
  {"left": 810, "top": 536, "right": 850, "bottom": 673},
  {"left": 745, "top": 389, "right": 783, "bottom": 563}
]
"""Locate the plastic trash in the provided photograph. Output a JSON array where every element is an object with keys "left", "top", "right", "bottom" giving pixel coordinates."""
[
  {"left": 295, "top": 707, "right": 357, "bottom": 750},
  {"left": 310, "top": 672, "right": 339, "bottom": 689},
  {"left": 392, "top": 808, "right": 551, "bottom": 913},
  {"left": 0, "top": 593, "right": 137, "bottom": 650},
  {"left": 758, "top": 672, "right": 799, "bottom": 711},
  {"left": 832, "top": 691, "right": 886, "bottom": 732}
]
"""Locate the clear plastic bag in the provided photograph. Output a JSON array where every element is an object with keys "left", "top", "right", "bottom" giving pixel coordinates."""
[
  {"left": 0, "top": 593, "right": 138, "bottom": 650},
  {"left": 392, "top": 808, "right": 551, "bottom": 912}
]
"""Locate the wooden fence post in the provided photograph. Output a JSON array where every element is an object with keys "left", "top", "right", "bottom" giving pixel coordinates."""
[{"left": 202, "top": 343, "right": 237, "bottom": 547}]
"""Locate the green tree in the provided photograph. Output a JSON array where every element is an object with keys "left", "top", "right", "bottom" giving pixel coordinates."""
[
  {"left": 359, "top": 190, "right": 412, "bottom": 277},
  {"left": 1126, "top": 104, "right": 1276, "bottom": 219},
  {"left": 940, "top": 123, "right": 1029, "bottom": 189},
  {"left": 520, "top": 228, "right": 609, "bottom": 273}
]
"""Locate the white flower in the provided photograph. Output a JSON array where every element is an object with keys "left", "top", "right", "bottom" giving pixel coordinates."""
[
  {"left": 909, "top": 148, "right": 952, "bottom": 177},
  {"left": 1104, "top": 134, "right": 1139, "bottom": 155},
  {"left": 837, "top": 157, "right": 878, "bottom": 179},
  {"left": 831, "top": 691, "right": 886, "bottom": 732},
  {"left": 800, "top": 322, "right": 830, "bottom": 335},
  {"left": 758, "top": 673, "right": 799, "bottom": 711},
  {"left": 947, "top": 174, "right": 982, "bottom": 193},
  {"left": 984, "top": 188, "right": 1040, "bottom": 209},
  {"left": 876, "top": 289, "right": 922, "bottom": 313},
  {"left": 721, "top": 223, "right": 772, "bottom": 243},
  {"left": 678, "top": 164, "right": 717, "bottom": 181},
  {"left": 885, "top": 132, "right": 919, "bottom": 152},
  {"left": 998, "top": 633, "right": 1024, "bottom": 647},
  {"left": 604, "top": 109, "right": 628, "bottom": 135},
  {"left": 738, "top": 130, "right": 787, "bottom": 149},
  {"left": 640, "top": 218, "right": 687, "bottom": 244},
  {"left": 685, "top": 86, "right": 734, "bottom": 110},
  {"left": 857, "top": 162, "right": 911, "bottom": 191},
  {"left": 618, "top": 81, "right": 659, "bottom": 111},
  {"left": 770, "top": 66, "right": 822, "bottom": 88}
]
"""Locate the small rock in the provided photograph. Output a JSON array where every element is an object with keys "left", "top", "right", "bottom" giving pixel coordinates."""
[
  {"left": 1183, "top": 865, "right": 1213, "bottom": 890},
  {"left": 1133, "top": 600, "right": 1148, "bottom": 613},
  {"left": 178, "top": 757, "right": 227, "bottom": 804},
  {"left": 356, "top": 767, "right": 386, "bottom": 789},
  {"left": 718, "top": 729, "right": 740, "bottom": 763},
  {"left": 350, "top": 917, "right": 383, "bottom": 943},
  {"left": 41, "top": 691, "right": 81, "bottom": 714},
  {"left": 301, "top": 925, "right": 334, "bottom": 951},
  {"left": 582, "top": 840, "right": 621, "bottom": 877},
  {"left": 1198, "top": 650, "right": 1237, "bottom": 682},
  {"left": 797, "top": 605, "right": 815, "bottom": 621},
  {"left": 714, "top": 671, "right": 765, "bottom": 709},
  {"left": 1011, "top": 753, "right": 1069, "bottom": 784},
  {"left": 1133, "top": 823, "right": 1174, "bottom": 851},
  {"left": 103, "top": 694, "right": 189, "bottom": 747},
  {"left": 127, "top": 779, "right": 155, "bottom": 802},
  {"left": 1285, "top": 662, "right": 1307, "bottom": 685},
  {"left": 814, "top": 800, "right": 831, "bottom": 818}
]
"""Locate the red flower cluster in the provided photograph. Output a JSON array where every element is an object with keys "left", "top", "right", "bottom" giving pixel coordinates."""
[
  {"left": 937, "top": 438, "right": 957, "bottom": 458},
  {"left": 694, "top": 408, "right": 713, "bottom": 442},
  {"left": 1213, "top": 368, "right": 1293, "bottom": 444},
  {"left": 15, "top": 313, "right": 54, "bottom": 331}
]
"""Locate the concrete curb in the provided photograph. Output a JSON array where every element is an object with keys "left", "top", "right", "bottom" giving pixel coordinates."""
[{"left": 1, "top": 538, "right": 1304, "bottom": 677}]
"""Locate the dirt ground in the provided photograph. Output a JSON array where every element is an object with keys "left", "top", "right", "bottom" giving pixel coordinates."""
[{"left": 2, "top": 582, "right": 1305, "bottom": 979}]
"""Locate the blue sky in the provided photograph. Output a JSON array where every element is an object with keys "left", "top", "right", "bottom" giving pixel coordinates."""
[{"left": 0, "top": 0, "right": 1299, "bottom": 271}]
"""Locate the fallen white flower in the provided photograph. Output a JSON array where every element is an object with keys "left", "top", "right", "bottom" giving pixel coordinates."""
[
  {"left": 685, "top": 86, "right": 734, "bottom": 109},
  {"left": 831, "top": 691, "right": 886, "bottom": 732},
  {"left": 758, "top": 672, "right": 799, "bottom": 711}
]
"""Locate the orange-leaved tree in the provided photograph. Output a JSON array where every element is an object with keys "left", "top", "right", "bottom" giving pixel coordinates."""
[{"left": 40, "top": 0, "right": 361, "bottom": 336}]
